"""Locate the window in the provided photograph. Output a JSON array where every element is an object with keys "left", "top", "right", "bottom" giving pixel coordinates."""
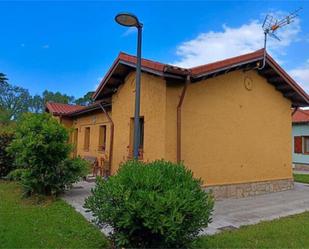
[
  {"left": 84, "top": 127, "right": 90, "bottom": 151},
  {"left": 98, "top": 125, "right": 107, "bottom": 152},
  {"left": 294, "top": 136, "right": 309, "bottom": 154},
  {"left": 129, "top": 117, "right": 144, "bottom": 159}
]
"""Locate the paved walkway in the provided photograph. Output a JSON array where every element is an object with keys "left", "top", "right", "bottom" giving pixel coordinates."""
[
  {"left": 62, "top": 181, "right": 309, "bottom": 236},
  {"left": 294, "top": 170, "right": 309, "bottom": 175}
]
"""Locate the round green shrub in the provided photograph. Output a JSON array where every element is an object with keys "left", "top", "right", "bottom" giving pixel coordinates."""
[
  {"left": 7, "top": 113, "right": 88, "bottom": 196},
  {"left": 85, "top": 160, "right": 214, "bottom": 248}
]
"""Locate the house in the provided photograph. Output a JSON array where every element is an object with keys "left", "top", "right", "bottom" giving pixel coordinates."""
[
  {"left": 46, "top": 49, "right": 309, "bottom": 199},
  {"left": 292, "top": 109, "right": 309, "bottom": 171}
]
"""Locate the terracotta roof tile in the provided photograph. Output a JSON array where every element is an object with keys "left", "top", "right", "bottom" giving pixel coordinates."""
[
  {"left": 119, "top": 52, "right": 166, "bottom": 72},
  {"left": 293, "top": 109, "right": 309, "bottom": 123},
  {"left": 190, "top": 49, "right": 264, "bottom": 75},
  {"left": 46, "top": 102, "right": 84, "bottom": 115},
  {"left": 92, "top": 49, "right": 309, "bottom": 107},
  {"left": 93, "top": 49, "right": 266, "bottom": 100}
]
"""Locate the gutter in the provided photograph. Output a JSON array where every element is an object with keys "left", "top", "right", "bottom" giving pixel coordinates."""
[
  {"left": 177, "top": 75, "right": 190, "bottom": 163},
  {"left": 99, "top": 103, "right": 114, "bottom": 175}
]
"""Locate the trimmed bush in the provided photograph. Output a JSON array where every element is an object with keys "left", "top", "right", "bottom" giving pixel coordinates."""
[
  {"left": 0, "top": 130, "right": 14, "bottom": 177},
  {"left": 85, "top": 160, "right": 214, "bottom": 248},
  {"left": 6, "top": 168, "right": 27, "bottom": 181},
  {"left": 7, "top": 113, "right": 88, "bottom": 196}
]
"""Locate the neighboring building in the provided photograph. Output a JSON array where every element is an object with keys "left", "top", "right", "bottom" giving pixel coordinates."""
[
  {"left": 292, "top": 109, "right": 309, "bottom": 171},
  {"left": 46, "top": 49, "right": 309, "bottom": 199}
]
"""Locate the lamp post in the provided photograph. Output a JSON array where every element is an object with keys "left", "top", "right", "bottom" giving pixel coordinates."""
[{"left": 115, "top": 12, "right": 143, "bottom": 160}]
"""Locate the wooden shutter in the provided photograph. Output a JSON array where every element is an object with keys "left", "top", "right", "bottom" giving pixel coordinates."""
[{"left": 294, "top": 136, "right": 303, "bottom": 153}]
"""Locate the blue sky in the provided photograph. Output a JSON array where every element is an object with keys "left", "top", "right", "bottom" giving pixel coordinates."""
[{"left": 1, "top": 1, "right": 309, "bottom": 98}]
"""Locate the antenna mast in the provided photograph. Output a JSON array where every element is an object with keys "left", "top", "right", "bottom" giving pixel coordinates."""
[{"left": 258, "top": 8, "right": 302, "bottom": 70}]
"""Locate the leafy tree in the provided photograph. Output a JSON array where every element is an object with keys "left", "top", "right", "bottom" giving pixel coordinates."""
[
  {"left": 42, "top": 90, "right": 75, "bottom": 105},
  {"left": 29, "top": 94, "right": 44, "bottom": 113},
  {"left": 0, "top": 107, "right": 11, "bottom": 126},
  {"left": 28, "top": 90, "right": 76, "bottom": 113},
  {"left": 85, "top": 160, "right": 214, "bottom": 248},
  {"left": 0, "top": 73, "right": 8, "bottom": 83},
  {"left": 0, "top": 130, "right": 14, "bottom": 177},
  {"left": 0, "top": 74, "right": 31, "bottom": 120},
  {"left": 74, "top": 91, "right": 94, "bottom": 106},
  {"left": 7, "top": 113, "right": 88, "bottom": 196}
]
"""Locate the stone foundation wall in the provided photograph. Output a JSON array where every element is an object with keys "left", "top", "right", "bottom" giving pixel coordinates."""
[
  {"left": 293, "top": 163, "right": 309, "bottom": 171},
  {"left": 205, "top": 179, "right": 294, "bottom": 200}
]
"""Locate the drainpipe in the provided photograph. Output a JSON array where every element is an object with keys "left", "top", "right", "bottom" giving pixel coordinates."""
[
  {"left": 99, "top": 103, "right": 114, "bottom": 173},
  {"left": 291, "top": 107, "right": 298, "bottom": 116},
  {"left": 177, "top": 75, "right": 190, "bottom": 163}
]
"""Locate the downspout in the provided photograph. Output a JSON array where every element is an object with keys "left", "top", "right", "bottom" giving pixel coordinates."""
[
  {"left": 291, "top": 107, "right": 298, "bottom": 116},
  {"left": 177, "top": 75, "right": 190, "bottom": 163},
  {"left": 99, "top": 103, "right": 114, "bottom": 174}
]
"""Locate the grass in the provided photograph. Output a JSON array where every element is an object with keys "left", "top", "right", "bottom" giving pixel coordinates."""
[
  {"left": 195, "top": 211, "right": 309, "bottom": 248},
  {"left": 2, "top": 179, "right": 309, "bottom": 249},
  {"left": 0, "top": 180, "right": 108, "bottom": 249},
  {"left": 294, "top": 173, "right": 309, "bottom": 184}
]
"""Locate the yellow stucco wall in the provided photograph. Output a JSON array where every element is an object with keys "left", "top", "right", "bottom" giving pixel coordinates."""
[
  {"left": 181, "top": 70, "right": 292, "bottom": 186},
  {"left": 60, "top": 117, "right": 73, "bottom": 128},
  {"left": 111, "top": 72, "right": 166, "bottom": 174},
  {"left": 67, "top": 110, "right": 112, "bottom": 162},
  {"left": 51, "top": 68, "right": 293, "bottom": 187}
]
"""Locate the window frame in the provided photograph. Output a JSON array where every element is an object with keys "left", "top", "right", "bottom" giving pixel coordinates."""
[{"left": 304, "top": 136, "right": 309, "bottom": 154}]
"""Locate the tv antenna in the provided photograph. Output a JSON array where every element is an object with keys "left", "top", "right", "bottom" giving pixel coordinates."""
[{"left": 258, "top": 7, "right": 302, "bottom": 70}]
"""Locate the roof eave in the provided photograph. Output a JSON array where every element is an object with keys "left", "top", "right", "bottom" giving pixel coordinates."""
[{"left": 93, "top": 60, "right": 187, "bottom": 101}]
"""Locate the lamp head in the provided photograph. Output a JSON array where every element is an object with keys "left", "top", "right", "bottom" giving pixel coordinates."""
[{"left": 115, "top": 12, "right": 141, "bottom": 28}]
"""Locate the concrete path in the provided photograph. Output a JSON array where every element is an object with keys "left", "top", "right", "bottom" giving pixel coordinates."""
[
  {"left": 294, "top": 170, "right": 309, "bottom": 175},
  {"left": 62, "top": 181, "right": 309, "bottom": 236},
  {"left": 203, "top": 182, "right": 309, "bottom": 235}
]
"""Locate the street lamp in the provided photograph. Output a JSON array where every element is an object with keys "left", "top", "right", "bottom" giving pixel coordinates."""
[{"left": 115, "top": 12, "right": 143, "bottom": 160}]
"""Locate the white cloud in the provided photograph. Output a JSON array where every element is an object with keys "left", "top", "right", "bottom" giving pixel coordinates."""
[
  {"left": 289, "top": 61, "right": 309, "bottom": 93},
  {"left": 122, "top": 27, "right": 136, "bottom": 37},
  {"left": 173, "top": 11, "right": 300, "bottom": 67}
]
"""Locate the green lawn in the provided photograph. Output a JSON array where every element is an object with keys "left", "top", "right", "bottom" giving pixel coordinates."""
[
  {"left": 294, "top": 173, "right": 309, "bottom": 184},
  {"left": 196, "top": 211, "right": 309, "bottom": 248},
  {"left": 0, "top": 181, "right": 108, "bottom": 249},
  {"left": 2, "top": 180, "right": 309, "bottom": 249}
]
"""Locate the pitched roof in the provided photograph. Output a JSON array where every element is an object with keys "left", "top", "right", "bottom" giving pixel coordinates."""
[
  {"left": 292, "top": 109, "right": 309, "bottom": 123},
  {"left": 190, "top": 49, "right": 265, "bottom": 76},
  {"left": 45, "top": 102, "right": 84, "bottom": 116},
  {"left": 92, "top": 49, "right": 309, "bottom": 107}
]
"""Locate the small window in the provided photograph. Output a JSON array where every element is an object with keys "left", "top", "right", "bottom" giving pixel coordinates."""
[
  {"left": 304, "top": 137, "right": 309, "bottom": 154},
  {"left": 98, "top": 125, "right": 107, "bottom": 152},
  {"left": 84, "top": 127, "right": 90, "bottom": 151}
]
